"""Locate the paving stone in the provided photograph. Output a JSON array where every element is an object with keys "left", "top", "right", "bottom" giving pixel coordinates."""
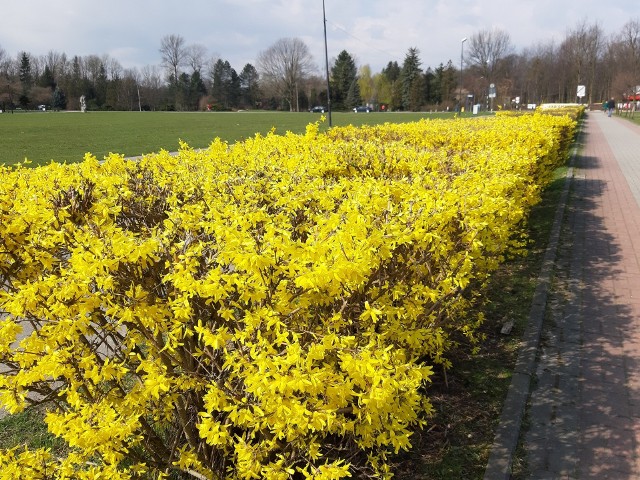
[{"left": 487, "top": 113, "right": 640, "bottom": 479}]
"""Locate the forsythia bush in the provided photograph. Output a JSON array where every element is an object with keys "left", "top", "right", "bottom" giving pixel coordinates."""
[{"left": 0, "top": 112, "right": 577, "bottom": 479}]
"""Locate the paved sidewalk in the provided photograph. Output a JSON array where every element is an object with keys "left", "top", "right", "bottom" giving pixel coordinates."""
[{"left": 522, "top": 112, "right": 640, "bottom": 479}]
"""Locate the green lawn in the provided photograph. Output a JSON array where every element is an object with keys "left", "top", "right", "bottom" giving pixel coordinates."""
[{"left": 0, "top": 110, "right": 460, "bottom": 166}]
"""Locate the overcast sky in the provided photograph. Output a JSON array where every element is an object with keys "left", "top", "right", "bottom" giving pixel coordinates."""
[{"left": 1, "top": 0, "right": 638, "bottom": 75}]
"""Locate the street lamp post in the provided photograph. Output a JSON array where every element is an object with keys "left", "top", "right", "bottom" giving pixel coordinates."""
[
  {"left": 322, "top": 0, "right": 332, "bottom": 126},
  {"left": 460, "top": 37, "right": 467, "bottom": 114}
]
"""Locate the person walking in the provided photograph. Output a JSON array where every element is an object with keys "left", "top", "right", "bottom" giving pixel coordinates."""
[{"left": 607, "top": 97, "right": 615, "bottom": 117}]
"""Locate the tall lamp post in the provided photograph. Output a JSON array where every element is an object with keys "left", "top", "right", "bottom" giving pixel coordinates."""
[
  {"left": 460, "top": 37, "right": 467, "bottom": 114},
  {"left": 322, "top": 0, "right": 332, "bottom": 126}
]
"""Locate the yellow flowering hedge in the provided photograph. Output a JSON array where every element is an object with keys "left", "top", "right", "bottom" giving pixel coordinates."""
[{"left": 0, "top": 112, "right": 576, "bottom": 479}]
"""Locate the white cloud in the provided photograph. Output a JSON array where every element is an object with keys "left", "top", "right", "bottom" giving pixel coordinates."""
[{"left": 0, "top": 0, "right": 638, "bottom": 74}]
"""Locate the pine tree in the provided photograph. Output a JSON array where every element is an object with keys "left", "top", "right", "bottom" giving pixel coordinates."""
[
  {"left": 19, "top": 52, "right": 32, "bottom": 89},
  {"left": 39, "top": 65, "right": 56, "bottom": 91},
  {"left": 239, "top": 64, "right": 260, "bottom": 109},
  {"left": 330, "top": 50, "right": 358, "bottom": 110},
  {"left": 431, "top": 63, "right": 445, "bottom": 104},
  {"left": 18, "top": 52, "right": 32, "bottom": 107},
  {"left": 400, "top": 48, "right": 423, "bottom": 111},
  {"left": 345, "top": 79, "right": 362, "bottom": 109},
  {"left": 382, "top": 61, "right": 401, "bottom": 82},
  {"left": 211, "top": 60, "right": 239, "bottom": 110},
  {"left": 424, "top": 67, "right": 435, "bottom": 104},
  {"left": 442, "top": 60, "right": 457, "bottom": 105},
  {"left": 52, "top": 87, "right": 67, "bottom": 110},
  {"left": 382, "top": 61, "right": 402, "bottom": 110}
]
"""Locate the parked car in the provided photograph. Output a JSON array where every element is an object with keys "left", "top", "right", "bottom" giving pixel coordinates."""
[
  {"left": 353, "top": 105, "right": 371, "bottom": 113},
  {"left": 309, "top": 106, "right": 326, "bottom": 113}
]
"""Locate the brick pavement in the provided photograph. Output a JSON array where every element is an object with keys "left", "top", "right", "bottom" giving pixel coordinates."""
[{"left": 522, "top": 111, "right": 640, "bottom": 479}]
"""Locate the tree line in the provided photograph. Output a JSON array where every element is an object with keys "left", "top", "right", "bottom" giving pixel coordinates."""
[{"left": 1, "top": 19, "right": 639, "bottom": 113}]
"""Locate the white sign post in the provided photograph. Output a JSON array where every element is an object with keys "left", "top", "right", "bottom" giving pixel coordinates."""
[
  {"left": 488, "top": 83, "right": 496, "bottom": 111},
  {"left": 577, "top": 85, "right": 586, "bottom": 102}
]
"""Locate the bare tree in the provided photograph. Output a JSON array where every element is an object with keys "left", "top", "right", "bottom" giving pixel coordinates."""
[
  {"left": 29, "top": 55, "right": 43, "bottom": 82},
  {"left": 466, "top": 28, "right": 513, "bottom": 82},
  {"left": 204, "top": 53, "right": 222, "bottom": 89},
  {"left": 257, "top": 37, "right": 315, "bottom": 111},
  {"left": 464, "top": 28, "right": 513, "bottom": 109},
  {"left": 0, "top": 44, "right": 6, "bottom": 69},
  {"left": 559, "top": 21, "right": 606, "bottom": 103},
  {"left": 108, "top": 57, "right": 123, "bottom": 79},
  {"left": 141, "top": 65, "right": 164, "bottom": 90},
  {"left": 43, "top": 50, "right": 67, "bottom": 81},
  {"left": 617, "top": 19, "right": 640, "bottom": 70},
  {"left": 140, "top": 65, "right": 165, "bottom": 110},
  {"left": 118, "top": 68, "right": 141, "bottom": 110},
  {"left": 185, "top": 44, "right": 207, "bottom": 74},
  {"left": 0, "top": 75, "right": 20, "bottom": 109},
  {"left": 610, "top": 19, "right": 640, "bottom": 98},
  {"left": 517, "top": 41, "right": 559, "bottom": 104},
  {"left": 159, "top": 34, "right": 186, "bottom": 81}
]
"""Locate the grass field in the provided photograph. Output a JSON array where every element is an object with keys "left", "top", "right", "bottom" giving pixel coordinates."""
[{"left": 0, "top": 110, "right": 461, "bottom": 166}]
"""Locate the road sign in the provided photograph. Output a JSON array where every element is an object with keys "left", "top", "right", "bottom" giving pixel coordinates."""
[
  {"left": 577, "top": 85, "right": 586, "bottom": 98},
  {"left": 489, "top": 83, "right": 496, "bottom": 98}
]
